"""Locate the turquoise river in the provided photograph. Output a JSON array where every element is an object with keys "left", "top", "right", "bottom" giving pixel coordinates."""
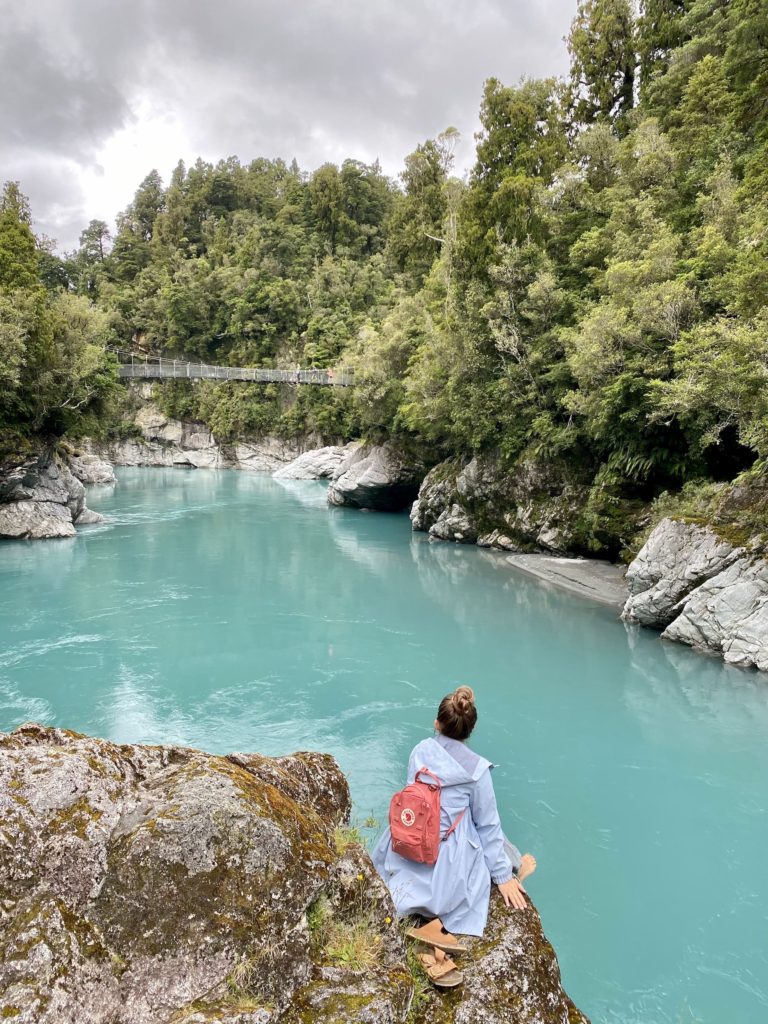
[{"left": 1, "top": 467, "right": 766, "bottom": 1023}]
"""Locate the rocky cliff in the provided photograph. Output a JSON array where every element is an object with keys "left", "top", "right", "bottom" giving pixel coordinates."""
[
  {"left": 0, "top": 450, "right": 108, "bottom": 540},
  {"left": 410, "top": 454, "right": 590, "bottom": 553},
  {"left": 0, "top": 725, "right": 588, "bottom": 1024},
  {"left": 90, "top": 400, "right": 310, "bottom": 474}
]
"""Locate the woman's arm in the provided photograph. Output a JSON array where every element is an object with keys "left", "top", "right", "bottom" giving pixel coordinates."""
[{"left": 470, "top": 769, "right": 526, "bottom": 909}]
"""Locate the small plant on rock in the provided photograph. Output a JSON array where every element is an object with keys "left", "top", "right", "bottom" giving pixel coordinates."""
[
  {"left": 333, "top": 824, "right": 364, "bottom": 854},
  {"left": 324, "top": 914, "right": 383, "bottom": 971}
]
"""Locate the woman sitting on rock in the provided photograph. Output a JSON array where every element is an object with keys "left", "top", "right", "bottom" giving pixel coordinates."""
[{"left": 372, "top": 685, "right": 536, "bottom": 987}]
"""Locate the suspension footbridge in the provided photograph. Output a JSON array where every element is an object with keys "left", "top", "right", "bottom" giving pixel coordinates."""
[{"left": 118, "top": 353, "right": 354, "bottom": 387}]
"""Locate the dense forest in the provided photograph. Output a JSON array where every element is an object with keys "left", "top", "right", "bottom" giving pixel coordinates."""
[{"left": 2, "top": 0, "right": 767, "bottom": 552}]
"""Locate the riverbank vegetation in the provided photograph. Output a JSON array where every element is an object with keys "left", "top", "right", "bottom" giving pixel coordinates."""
[
  {"left": 1, "top": 0, "right": 766, "bottom": 549},
  {"left": 0, "top": 184, "right": 120, "bottom": 464}
]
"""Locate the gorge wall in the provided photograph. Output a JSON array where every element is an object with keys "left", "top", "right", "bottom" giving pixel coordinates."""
[{"left": 4, "top": 376, "right": 767, "bottom": 674}]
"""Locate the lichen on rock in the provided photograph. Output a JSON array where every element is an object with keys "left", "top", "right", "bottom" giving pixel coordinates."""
[
  {"left": 0, "top": 726, "right": 350, "bottom": 1022},
  {"left": 412, "top": 892, "right": 590, "bottom": 1024}
]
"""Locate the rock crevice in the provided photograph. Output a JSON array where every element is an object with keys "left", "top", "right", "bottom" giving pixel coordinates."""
[{"left": 328, "top": 444, "right": 426, "bottom": 512}]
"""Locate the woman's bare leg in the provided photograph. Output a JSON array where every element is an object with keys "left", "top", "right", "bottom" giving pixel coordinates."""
[{"left": 516, "top": 853, "right": 537, "bottom": 883}]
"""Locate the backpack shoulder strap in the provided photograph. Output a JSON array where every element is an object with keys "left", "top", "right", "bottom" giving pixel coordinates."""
[{"left": 441, "top": 808, "right": 466, "bottom": 842}]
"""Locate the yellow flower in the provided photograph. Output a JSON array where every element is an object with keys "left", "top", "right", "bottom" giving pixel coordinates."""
[
  {"left": 357, "top": 873, "right": 364, "bottom": 881},
  {"left": 385, "top": 916, "right": 392, "bottom": 924}
]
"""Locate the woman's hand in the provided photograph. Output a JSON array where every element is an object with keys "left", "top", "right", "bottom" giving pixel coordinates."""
[{"left": 497, "top": 877, "right": 527, "bottom": 911}]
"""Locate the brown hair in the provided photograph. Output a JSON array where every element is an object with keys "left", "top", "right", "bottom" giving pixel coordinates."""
[{"left": 436, "top": 685, "right": 477, "bottom": 741}]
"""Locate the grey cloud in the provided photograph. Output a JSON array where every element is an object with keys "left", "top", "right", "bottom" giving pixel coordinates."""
[
  {"left": 0, "top": 0, "right": 577, "bottom": 249},
  {"left": 0, "top": 25, "right": 131, "bottom": 159}
]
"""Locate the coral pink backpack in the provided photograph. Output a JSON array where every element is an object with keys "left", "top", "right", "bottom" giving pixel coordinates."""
[{"left": 389, "top": 766, "right": 466, "bottom": 865}]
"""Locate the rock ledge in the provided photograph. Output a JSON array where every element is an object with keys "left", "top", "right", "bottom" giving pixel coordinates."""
[{"left": 0, "top": 725, "right": 588, "bottom": 1024}]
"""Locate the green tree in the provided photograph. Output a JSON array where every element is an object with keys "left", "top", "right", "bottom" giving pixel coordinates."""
[
  {"left": 73, "top": 219, "right": 112, "bottom": 295},
  {"left": 567, "top": 0, "right": 637, "bottom": 130},
  {"left": 127, "top": 170, "right": 166, "bottom": 241},
  {"left": 387, "top": 129, "right": 459, "bottom": 286},
  {"left": 0, "top": 182, "right": 39, "bottom": 291},
  {"left": 637, "top": 0, "right": 686, "bottom": 98}
]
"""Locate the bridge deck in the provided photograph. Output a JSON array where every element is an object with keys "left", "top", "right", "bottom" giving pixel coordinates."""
[{"left": 119, "top": 356, "right": 353, "bottom": 387}]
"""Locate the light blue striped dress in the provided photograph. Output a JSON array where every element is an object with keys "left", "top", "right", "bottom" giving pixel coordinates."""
[{"left": 372, "top": 733, "right": 521, "bottom": 937}]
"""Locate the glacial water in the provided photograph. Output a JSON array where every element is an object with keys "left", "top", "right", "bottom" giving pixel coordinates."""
[{"left": 1, "top": 467, "right": 767, "bottom": 1023}]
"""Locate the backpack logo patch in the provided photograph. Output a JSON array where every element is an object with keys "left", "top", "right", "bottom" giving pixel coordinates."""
[{"left": 400, "top": 808, "right": 416, "bottom": 827}]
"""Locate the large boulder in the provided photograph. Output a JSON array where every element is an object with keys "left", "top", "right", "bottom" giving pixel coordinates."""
[
  {"left": 0, "top": 726, "right": 587, "bottom": 1024},
  {"left": 411, "top": 454, "right": 590, "bottom": 553},
  {"left": 622, "top": 518, "right": 768, "bottom": 671},
  {"left": 328, "top": 444, "right": 425, "bottom": 512},
  {"left": 622, "top": 520, "right": 742, "bottom": 629},
  {"left": 0, "top": 724, "right": 376, "bottom": 1024},
  {"left": 274, "top": 444, "right": 360, "bottom": 481},
  {"left": 0, "top": 451, "right": 102, "bottom": 540},
  {"left": 0, "top": 500, "right": 76, "bottom": 539},
  {"left": 75, "top": 507, "right": 105, "bottom": 525},
  {"left": 428, "top": 503, "right": 479, "bottom": 544}
]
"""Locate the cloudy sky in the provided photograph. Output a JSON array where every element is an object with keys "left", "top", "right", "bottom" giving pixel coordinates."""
[{"left": 1, "top": 0, "right": 577, "bottom": 252}]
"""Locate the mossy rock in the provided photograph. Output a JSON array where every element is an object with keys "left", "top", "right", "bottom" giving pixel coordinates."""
[{"left": 0, "top": 725, "right": 350, "bottom": 1022}]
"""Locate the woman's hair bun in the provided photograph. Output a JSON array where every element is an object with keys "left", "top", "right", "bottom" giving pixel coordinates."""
[
  {"left": 437, "top": 684, "right": 478, "bottom": 740},
  {"left": 453, "top": 685, "right": 475, "bottom": 715}
]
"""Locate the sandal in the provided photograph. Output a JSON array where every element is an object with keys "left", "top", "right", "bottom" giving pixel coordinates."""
[
  {"left": 405, "top": 917, "right": 468, "bottom": 954},
  {"left": 418, "top": 947, "right": 464, "bottom": 988}
]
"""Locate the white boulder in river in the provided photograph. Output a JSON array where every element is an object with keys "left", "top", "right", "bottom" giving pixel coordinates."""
[
  {"left": 662, "top": 557, "right": 768, "bottom": 670},
  {"left": 623, "top": 518, "right": 768, "bottom": 671},
  {"left": 273, "top": 443, "right": 359, "bottom": 480},
  {"left": 327, "top": 443, "right": 425, "bottom": 511}
]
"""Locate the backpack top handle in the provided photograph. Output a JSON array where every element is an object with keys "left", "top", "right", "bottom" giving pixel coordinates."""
[{"left": 414, "top": 766, "right": 442, "bottom": 790}]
